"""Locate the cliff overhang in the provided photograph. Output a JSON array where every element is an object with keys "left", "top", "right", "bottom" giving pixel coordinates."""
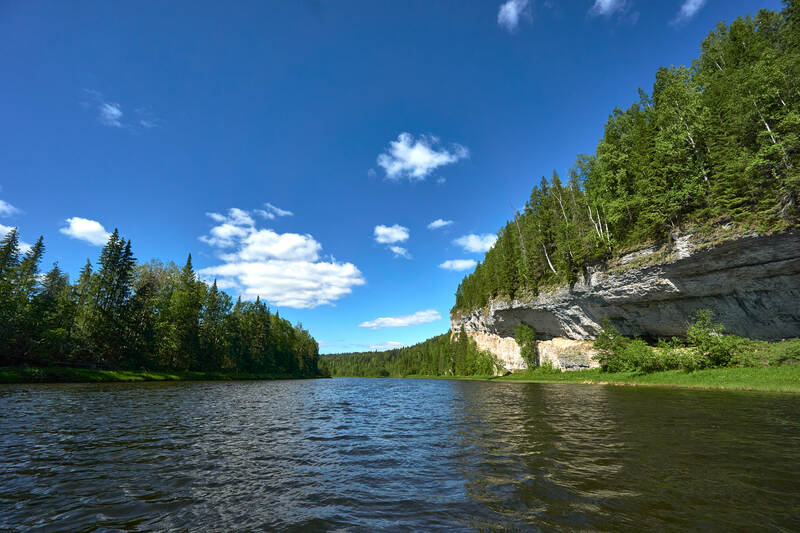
[{"left": 451, "top": 231, "right": 800, "bottom": 371}]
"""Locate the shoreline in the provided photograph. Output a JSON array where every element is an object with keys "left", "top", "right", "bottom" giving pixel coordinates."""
[
  {"left": 341, "top": 365, "right": 800, "bottom": 393},
  {"left": 0, "top": 366, "right": 324, "bottom": 384}
]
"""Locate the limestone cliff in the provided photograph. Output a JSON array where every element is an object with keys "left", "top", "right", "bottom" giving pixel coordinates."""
[{"left": 451, "top": 231, "right": 800, "bottom": 372}]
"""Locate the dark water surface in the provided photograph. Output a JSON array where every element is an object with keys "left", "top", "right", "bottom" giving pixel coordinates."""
[{"left": 1, "top": 378, "right": 799, "bottom": 531}]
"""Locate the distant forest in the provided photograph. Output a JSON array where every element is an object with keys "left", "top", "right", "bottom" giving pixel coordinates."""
[
  {"left": 318, "top": 331, "right": 496, "bottom": 377},
  {"left": 455, "top": 4, "right": 800, "bottom": 312},
  {"left": 0, "top": 228, "right": 320, "bottom": 376}
]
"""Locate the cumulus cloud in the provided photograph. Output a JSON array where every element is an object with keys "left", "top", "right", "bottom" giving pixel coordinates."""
[
  {"left": 225, "top": 230, "right": 322, "bottom": 262},
  {"left": 428, "top": 219, "right": 453, "bottom": 230},
  {"left": 390, "top": 246, "right": 411, "bottom": 259},
  {"left": 59, "top": 217, "right": 111, "bottom": 246},
  {"left": 589, "top": 0, "right": 625, "bottom": 17},
  {"left": 453, "top": 233, "right": 497, "bottom": 253},
  {"left": 439, "top": 259, "right": 477, "bottom": 271},
  {"left": 200, "top": 222, "right": 252, "bottom": 248},
  {"left": 673, "top": 0, "right": 706, "bottom": 24},
  {"left": 0, "top": 199, "right": 21, "bottom": 217},
  {"left": 367, "top": 341, "right": 406, "bottom": 351},
  {"left": 358, "top": 309, "right": 442, "bottom": 329},
  {"left": 377, "top": 133, "right": 468, "bottom": 181},
  {"left": 198, "top": 206, "right": 364, "bottom": 309},
  {"left": 374, "top": 224, "right": 409, "bottom": 244},
  {"left": 498, "top": 0, "right": 530, "bottom": 32},
  {"left": 198, "top": 260, "right": 364, "bottom": 309}
]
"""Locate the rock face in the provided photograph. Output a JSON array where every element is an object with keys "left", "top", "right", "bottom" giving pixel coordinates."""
[{"left": 451, "top": 232, "right": 800, "bottom": 371}]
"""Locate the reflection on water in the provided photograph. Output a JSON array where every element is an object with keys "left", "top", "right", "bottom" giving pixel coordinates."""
[{"left": 1, "top": 378, "right": 798, "bottom": 530}]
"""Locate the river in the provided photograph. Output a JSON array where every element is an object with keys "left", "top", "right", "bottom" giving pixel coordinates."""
[{"left": 1, "top": 378, "right": 798, "bottom": 531}]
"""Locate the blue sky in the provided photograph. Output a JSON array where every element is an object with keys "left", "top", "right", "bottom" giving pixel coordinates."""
[{"left": 0, "top": 0, "right": 782, "bottom": 353}]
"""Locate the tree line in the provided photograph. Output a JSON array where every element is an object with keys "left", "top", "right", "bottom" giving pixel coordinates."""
[
  {"left": 0, "top": 228, "right": 320, "bottom": 376},
  {"left": 318, "top": 330, "right": 497, "bottom": 377},
  {"left": 455, "top": 3, "right": 799, "bottom": 312}
]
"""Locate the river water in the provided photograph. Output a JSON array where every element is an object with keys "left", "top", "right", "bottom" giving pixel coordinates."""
[{"left": 1, "top": 378, "right": 798, "bottom": 531}]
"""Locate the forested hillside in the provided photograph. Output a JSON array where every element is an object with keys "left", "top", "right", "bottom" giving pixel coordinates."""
[
  {"left": 0, "top": 228, "right": 320, "bottom": 376},
  {"left": 318, "top": 331, "right": 496, "bottom": 377},
  {"left": 455, "top": 4, "right": 799, "bottom": 312}
]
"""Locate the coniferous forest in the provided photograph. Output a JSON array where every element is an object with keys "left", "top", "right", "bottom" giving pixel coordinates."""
[
  {"left": 0, "top": 228, "right": 320, "bottom": 376},
  {"left": 318, "top": 331, "right": 497, "bottom": 377},
  {"left": 454, "top": 4, "right": 799, "bottom": 312}
]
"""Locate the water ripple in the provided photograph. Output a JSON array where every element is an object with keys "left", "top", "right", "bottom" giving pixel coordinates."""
[{"left": 1, "top": 378, "right": 798, "bottom": 531}]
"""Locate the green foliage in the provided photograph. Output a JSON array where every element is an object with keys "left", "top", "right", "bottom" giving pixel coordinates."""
[
  {"left": 593, "top": 309, "right": 798, "bottom": 375},
  {"left": 514, "top": 323, "right": 537, "bottom": 367},
  {"left": 454, "top": 6, "right": 800, "bottom": 313},
  {"left": 497, "top": 364, "right": 800, "bottom": 393},
  {"left": 318, "top": 333, "right": 498, "bottom": 378},
  {"left": 687, "top": 308, "right": 741, "bottom": 367},
  {"left": 0, "top": 228, "right": 320, "bottom": 377}
]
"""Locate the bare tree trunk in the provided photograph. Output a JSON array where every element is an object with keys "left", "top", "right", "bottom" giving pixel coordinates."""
[
  {"left": 599, "top": 205, "right": 612, "bottom": 245},
  {"left": 542, "top": 244, "right": 557, "bottom": 274},
  {"left": 552, "top": 192, "right": 574, "bottom": 259},
  {"left": 748, "top": 89, "right": 778, "bottom": 145},
  {"left": 588, "top": 205, "right": 603, "bottom": 239},
  {"left": 671, "top": 99, "right": 709, "bottom": 182}
]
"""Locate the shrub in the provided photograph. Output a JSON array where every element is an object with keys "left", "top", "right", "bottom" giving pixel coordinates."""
[
  {"left": 514, "top": 323, "right": 538, "bottom": 367},
  {"left": 687, "top": 309, "right": 754, "bottom": 367},
  {"left": 593, "top": 321, "right": 630, "bottom": 371}
]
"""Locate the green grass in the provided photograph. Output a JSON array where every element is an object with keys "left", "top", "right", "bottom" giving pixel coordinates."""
[
  {"left": 0, "top": 366, "right": 319, "bottom": 384},
  {"left": 399, "top": 365, "right": 800, "bottom": 393},
  {"left": 493, "top": 365, "right": 800, "bottom": 392}
]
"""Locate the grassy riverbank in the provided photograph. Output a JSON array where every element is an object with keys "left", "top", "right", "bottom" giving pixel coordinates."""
[
  {"left": 0, "top": 366, "right": 320, "bottom": 384},
  {"left": 404, "top": 365, "right": 800, "bottom": 393}
]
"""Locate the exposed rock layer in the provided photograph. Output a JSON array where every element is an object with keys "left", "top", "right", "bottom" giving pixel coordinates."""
[{"left": 452, "top": 232, "right": 800, "bottom": 371}]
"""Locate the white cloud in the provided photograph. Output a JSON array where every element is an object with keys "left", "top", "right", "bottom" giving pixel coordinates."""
[
  {"left": 453, "top": 233, "right": 497, "bottom": 253},
  {"left": 589, "top": 0, "right": 625, "bottom": 17},
  {"left": 200, "top": 209, "right": 258, "bottom": 247},
  {"left": 358, "top": 309, "right": 442, "bottom": 329},
  {"left": 59, "top": 217, "right": 111, "bottom": 246},
  {"left": 390, "top": 246, "right": 411, "bottom": 259},
  {"left": 374, "top": 224, "right": 409, "bottom": 244},
  {"left": 256, "top": 203, "right": 294, "bottom": 219},
  {"left": 0, "top": 224, "right": 32, "bottom": 253},
  {"left": 265, "top": 203, "right": 293, "bottom": 217},
  {"left": 225, "top": 208, "right": 255, "bottom": 226},
  {"left": 224, "top": 229, "right": 321, "bottom": 262},
  {"left": 673, "top": 0, "right": 706, "bottom": 24},
  {"left": 84, "top": 89, "right": 159, "bottom": 131},
  {"left": 207, "top": 212, "right": 228, "bottom": 223},
  {"left": 439, "top": 259, "right": 477, "bottom": 271},
  {"left": 198, "top": 206, "right": 364, "bottom": 309},
  {"left": 377, "top": 133, "right": 468, "bottom": 181},
  {"left": 367, "top": 341, "right": 406, "bottom": 351},
  {"left": 498, "top": 0, "right": 530, "bottom": 32},
  {"left": 198, "top": 259, "right": 364, "bottom": 309},
  {"left": 428, "top": 218, "right": 453, "bottom": 230},
  {"left": 200, "top": 222, "right": 252, "bottom": 248},
  {"left": 0, "top": 200, "right": 20, "bottom": 217},
  {"left": 99, "top": 102, "right": 123, "bottom": 127}
]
